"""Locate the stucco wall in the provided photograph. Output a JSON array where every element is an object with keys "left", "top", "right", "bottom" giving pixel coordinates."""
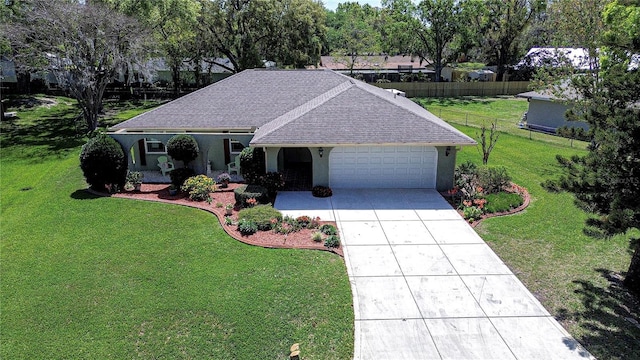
[
  {"left": 109, "top": 133, "right": 253, "bottom": 175},
  {"left": 527, "top": 99, "right": 589, "bottom": 131},
  {"left": 435, "top": 146, "right": 457, "bottom": 191}
]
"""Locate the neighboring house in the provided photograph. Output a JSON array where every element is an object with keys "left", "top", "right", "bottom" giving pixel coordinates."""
[
  {"left": 517, "top": 47, "right": 595, "bottom": 72},
  {"left": 109, "top": 69, "right": 475, "bottom": 190},
  {"left": 314, "top": 55, "right": 435, "bottom": 83},
  {"left": 516, "top": 87, "right": 589, "bottom": 133}
]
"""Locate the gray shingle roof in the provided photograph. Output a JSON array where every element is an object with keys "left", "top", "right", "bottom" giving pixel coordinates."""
[{"left": 110, "top": 69, "right": 475, "bottom": 146}]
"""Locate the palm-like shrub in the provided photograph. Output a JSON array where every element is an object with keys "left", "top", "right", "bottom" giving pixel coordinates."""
[
  {"left": 79, "top": 134, "right": 127, "bottom": 191},
  {"left": 167, "top": 134, "right": 199, "bottom": 167}
]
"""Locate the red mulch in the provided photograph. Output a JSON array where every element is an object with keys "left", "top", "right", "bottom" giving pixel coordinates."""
[
  {"left": 108, "top": 183, "right": 343, "bottom": 257},
  {"left": 440, "top": 182, "right": 532, "bottom": 228}
]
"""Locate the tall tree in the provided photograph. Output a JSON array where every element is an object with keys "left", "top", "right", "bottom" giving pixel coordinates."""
[
  {"left": 4, "top": 0, "right": 146, "bottom": 132},
  {"left": 325, "top": 2, "right": 382, "bottom": 75},
  {"left": 551, "top": 0, "right": 640, "bottom": 296},
  {"left": 479, "top": 0, "right": 546, "bottom": 81},
  {"left": 414, "top": 0, "right": 464, "bottom": 82},
  {"left": 198, "top": 0, "right": 325, "bottom": 73}
]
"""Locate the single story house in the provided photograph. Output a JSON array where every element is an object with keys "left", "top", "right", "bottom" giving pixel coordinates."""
[
  {"left": 108, "top": 69, "right": 476, "bottom": 190},
  {"left": 314, "top": 55, "right": 436, "bottom": 83},
  {"left": 516, "top": 87, "right": 589, "bottom": 133}
]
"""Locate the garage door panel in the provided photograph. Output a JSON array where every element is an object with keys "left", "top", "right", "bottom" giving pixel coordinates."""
[{"left": 330, "top": 146, "right": 437, "bottom": 188}]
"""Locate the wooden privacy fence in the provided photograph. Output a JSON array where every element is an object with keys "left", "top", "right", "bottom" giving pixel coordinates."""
[{"left": 373, "top": 81, "right": 531, "bottom": 98}]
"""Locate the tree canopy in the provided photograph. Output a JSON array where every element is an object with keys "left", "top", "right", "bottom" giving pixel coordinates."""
[
  {"left": 3, "top": 0, "right": 147, "bottom": 132},
  {"left": 550, "top": 0, "right": 640, "bottom": 295}
]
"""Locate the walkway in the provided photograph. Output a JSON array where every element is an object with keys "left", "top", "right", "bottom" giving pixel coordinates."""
[{"left": 274, "top": 189, "right": 593, "bottom": 360}]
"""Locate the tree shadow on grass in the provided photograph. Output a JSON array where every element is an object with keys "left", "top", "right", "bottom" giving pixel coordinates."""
[
  {"left": 557, "top": 268, "right": 640, "bottom": 359},
  {"left": 1, "top": 107, "right": 86, "bottom": 161},
  {"left": 70, "top": 189, "right": 104, "bottom": 200}
]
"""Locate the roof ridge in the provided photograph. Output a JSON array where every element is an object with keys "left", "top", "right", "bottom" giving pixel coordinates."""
[
  {"left": 251, "top": 80, "right": 353, "bottom": 142},
  {"left": 350, "top": 80, "right": 475, "bottom": 142}
]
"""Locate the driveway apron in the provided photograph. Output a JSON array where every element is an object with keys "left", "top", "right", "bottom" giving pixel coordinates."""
[{"left": 275, "top": 189, "right": 593, "bottom": 360}]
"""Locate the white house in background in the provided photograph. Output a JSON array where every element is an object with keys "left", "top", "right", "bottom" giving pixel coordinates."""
[
  {"left": 516, "top": 86, "right": 589, "bottom": 133},
  {"left": 516, "top": 48, "right": 595, "bottom": 72}
]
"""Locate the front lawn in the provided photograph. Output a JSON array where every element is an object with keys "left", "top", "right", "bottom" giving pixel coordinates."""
[
  {"left": 452, "top": 123, "right": 640, "bottom": 359},
  {"left": 0, "top": 98, "right": 354, "bottom": 359}
]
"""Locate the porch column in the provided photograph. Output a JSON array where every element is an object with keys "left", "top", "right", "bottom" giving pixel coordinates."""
[{"left": 264, "top": 147, "right": 280, "bottom": 173}]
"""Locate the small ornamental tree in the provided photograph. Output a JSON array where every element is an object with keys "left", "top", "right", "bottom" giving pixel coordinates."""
[
  {"left": 239, "top": 147, "right": 265, "bottom": 184},
  {"left": 79, "top": 134, "right": 127, "bottom": 191},
  {"left": 166, "top": 134, "right": 199, "bottom": 167}
]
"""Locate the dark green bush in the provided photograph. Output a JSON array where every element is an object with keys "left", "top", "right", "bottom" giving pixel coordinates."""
[
  {"left": 167, "top": 134, "right": 199, "bottom": 167},
  {"left": 324, "top": 235, "right": 340, "bottom": 248},
  {"left": 478, "top": 166, "right": 511, "bottom": 194},
  {"left": 258, "top": 172, "right": 285, "bottom": 196},
  {"left": 234, "top": 184, "right": 268, "bottom": 208},
  {"left": 169, "top": 167, "right": 195, "bottom": 188},
  {"left": 79, "top": 134, "right": 127, "bottom": 191},
  {"left": 484, "top": 193, "right": 523, "bottom": 213},
  {"left": 237, "top": 205, "right": 282, "bottom": 231},
  {"left": 320, "top": 224, "right": 337, "bottom": 235},
  {"left": 239, "top": 147, "right": 265, "bottom": 184},
  {"left": 237, "top": 218, "right": 258, "bottom": 235}
]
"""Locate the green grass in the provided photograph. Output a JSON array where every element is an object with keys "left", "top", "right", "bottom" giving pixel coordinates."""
[
  {"left": 414, "top": 96, "right": 590, "bottom": 149},
  {"left": 452, "top": 123, "right": 640, "bottom": 359},
  {"left": 1, "top": 98, "right": 354, "bottom": 359},
  {"left": 484, "top": 192, "right": 523, "bottom": 213}
]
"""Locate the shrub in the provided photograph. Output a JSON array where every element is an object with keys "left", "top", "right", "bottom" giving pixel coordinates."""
[
  {"left": 296, "top": 215, "right": 311, "bottom": 227},
  {"left": 237, "top": 205, "right": 283, "bottom": 231},
  {"left": 258, "top": 172, "right": 285, "bottom": 196},
  {"left": 311, "top": 232, "right": 323, "bottom": 242},
  {"left": 239, "top": 147, "right": 265, "bottom": 184},
  {"left": 320, "top": 224, "right": 337, "bottom": 235},
  {"left": 478, "top": 166, "right": 511, "bottom": 194},
  {"left": 324, "top": 235, "right": 340, "bottom": 248},
  {"left": 462, "top": 206, "right": 483, "bottom": 222},
  {"left": 454, "top": 161, "right": 479, "bottom": 200},
  {"left": 237, "top": 218, "right": 258, "bottom": 235},
  {"left": 312, "top": 185, "right": 333, "bottom": 198},
  {"left": 79, "top": 134, "right": 127, "bottom": 191},
  {"left": 215, "top": 202, "right": 223, "bottom": 208},
  {"left": 167, "top": 134, "right": 199, "bottom": 167},
  {"left": 224, "top": 217, "right": 233, "bottom": 226},
  {"left": 170, "top": 167, "right": 195, "bottom": 188},
  {"left": 484, "top": 192, "right": 523, "bottom": 213},
  {"left": 234, "top": 184, "right": 268, "bottom": 208},
  {"left": 274, "top": 216, "right": 302, "bottom": 234},
  {"left": 181, "top": 175, "right": 215, "bottom": 202}
]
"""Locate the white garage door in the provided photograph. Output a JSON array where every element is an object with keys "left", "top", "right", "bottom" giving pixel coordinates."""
[{"left": 329, "top": 146, "right": 438, "bottom": 188}]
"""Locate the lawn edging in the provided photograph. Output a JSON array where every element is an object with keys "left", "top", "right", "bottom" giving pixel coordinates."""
[
  {"left": 441, "top": 182, "right": 531, "bottom": 228},
  {"left": 88, "top": 185, "right": 344, "bottom": 257}
]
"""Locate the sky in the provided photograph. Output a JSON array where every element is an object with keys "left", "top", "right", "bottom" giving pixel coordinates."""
[{"left": 323, "top": 0, "right": 382, "bottom": 11}]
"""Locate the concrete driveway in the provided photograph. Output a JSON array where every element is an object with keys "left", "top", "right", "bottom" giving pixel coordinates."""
[{"left": 274, "top": 189, "right": 593, "bottom": 360}]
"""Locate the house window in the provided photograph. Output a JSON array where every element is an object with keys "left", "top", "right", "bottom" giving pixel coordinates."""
[
  {"left": 144, "top": 138, "right": 166, "bottom": 154},
  {"left": 229, "top": 140, "right": 245, "bottom": 155}
]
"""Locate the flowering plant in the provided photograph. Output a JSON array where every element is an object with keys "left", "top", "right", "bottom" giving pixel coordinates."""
[{"left": 181, "top": 175, "right": 216, "bottom": 202}]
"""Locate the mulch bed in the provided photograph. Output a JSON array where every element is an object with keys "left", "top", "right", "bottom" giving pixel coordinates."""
[
  {"left": 108, "top": 183, "right": 344, "bottom": 257},
  {"left": 440, "top": 182, "right": 532, "bottom": 228}
]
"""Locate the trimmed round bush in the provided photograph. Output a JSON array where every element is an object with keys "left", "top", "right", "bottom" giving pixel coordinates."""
[
  {"left": 169, "top": 167, "right": 195, "bottom": 188},
  {"left": 237, "top": 218, "right": 258, "bottom": 235},
  {"left": 239, "top": 147, "right": 265, "bottom": 184},
  {"left": 320, "top": 224, "right": 337, "bottom": 235},
  {"left": 258, "top": 172, "right": 285, "bottom": 196},
  {"left": 181, "top": 175, "right": 215, "bottom": 202},
  {"left": 312, "top": 185, "right": 332, "bottom": 198},
  {"left": 79, "top": 134, "right": 127, "bottom": 191},
  {"left": 167, "top": 134, "right": 199, "bottom": 167},
  {"left": 324, "top": 235, "right": 340, "bottom": 248},
  {"left": 237, "top": 205, "right": 283, "bottom": 231},
  {"left": 234, "top": 184, "right": 268, "bottom": 208}
]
